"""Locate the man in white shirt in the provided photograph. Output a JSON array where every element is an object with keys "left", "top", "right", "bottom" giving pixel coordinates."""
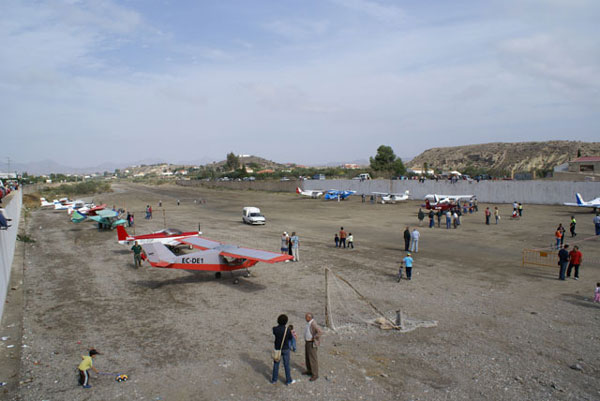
[
  {"left": 410, "top": 228, "right": 420, "bottom": 253},
  {"left": 303, "top": 312, "right": 323, "bottom": 382}
]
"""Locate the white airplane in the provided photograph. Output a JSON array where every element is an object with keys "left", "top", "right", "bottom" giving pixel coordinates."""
[
  {"left": 424, "top": 194, "right": 475, "bottom": 204},
  {"left": 564, "top": 193, "right": 600, "bottom": 210},
  {"left": 372, "top": 190, "right": 410, "bottom": 204},
  {"left": 54, "top": 198, "right": 75, "bottom": 210},
  {"left": 40, "top": 198, "right": 57, "bottom": 207},
  {"left": 296, "top": 187, "right": 323, "bottom": 199},
  {"left": 67, "top": 200, "right": 96, "bottom": 215}
]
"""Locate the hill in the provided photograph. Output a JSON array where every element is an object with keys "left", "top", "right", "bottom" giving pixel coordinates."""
[{"left": 409, "top": 141, "right": 600, "bottom": 175}]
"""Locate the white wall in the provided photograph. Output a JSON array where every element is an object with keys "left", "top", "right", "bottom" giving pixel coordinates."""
[
  {"left": 304, "top": 179, "right": 600, "bottom": 205},
  {"left": 0, "top": 190, "right": 22, "bottom": 320}
]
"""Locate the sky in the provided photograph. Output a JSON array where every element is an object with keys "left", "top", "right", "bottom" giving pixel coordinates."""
[{"left": 1, "top": 0, "right": 599, "bottom": 168}]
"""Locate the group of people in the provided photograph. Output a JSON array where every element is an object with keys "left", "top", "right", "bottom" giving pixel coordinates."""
[
  {"left": 145, "top": 205, "right": 153, "bottom": 220},
  {"left": 271, "top": 312, "right": 323, "bottom": 385},
  {"left": 403, "top": 227, "right": 420, "bottom": 253},
  {"left": 557, "top": 244, "right": 583, "bottom": 280},
  {"left": 334, "top": 227, "right": 354, "bottom": 248},
  {"left": 280, "top": 231, "right": 300, "bottom": 261}
]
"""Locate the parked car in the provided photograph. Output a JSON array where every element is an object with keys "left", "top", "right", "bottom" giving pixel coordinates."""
[{"left": 313, "top": 174, "right": 326, "bottom": 180}]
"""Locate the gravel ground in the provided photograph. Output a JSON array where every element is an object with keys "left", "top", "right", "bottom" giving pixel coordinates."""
[{"left": 1, "top": 182, "right": 600, "bottom": 401}]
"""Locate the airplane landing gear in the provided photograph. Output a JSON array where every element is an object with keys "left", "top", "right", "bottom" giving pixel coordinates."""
[
  {"left": 244, "top": 269, "right": 251, "bottom": 278},
  {"left": 215, "top": 272, "right": 222, "bottom": 279}
]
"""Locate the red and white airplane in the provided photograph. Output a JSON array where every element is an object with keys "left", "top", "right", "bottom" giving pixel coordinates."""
[
  {"left": 68, "top": 203, "right": 107, "bottom": 216},
  {"left": 296, "top": 187, "right": 323, "bottom": 198},
  {"left": 117, "top": 226, "right": 202, "bottom": 247},
  {"left": 140, "top": 236, "right": 292, "bottom": 276}
]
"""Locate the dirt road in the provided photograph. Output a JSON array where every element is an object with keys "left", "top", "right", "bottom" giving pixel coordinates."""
[{"left": 2, "top": 183, "right": 599, "bottom": 400}]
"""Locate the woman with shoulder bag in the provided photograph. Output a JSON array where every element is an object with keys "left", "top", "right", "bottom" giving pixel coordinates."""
[{"left": 271, "top": 314, "right": 296, "bottom": 385}]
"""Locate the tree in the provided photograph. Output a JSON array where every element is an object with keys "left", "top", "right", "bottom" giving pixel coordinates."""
[
  {"left": 226, "top": 152, "right": 239, "bottom": 171},
  {"left": 369, "top": 145, "right": 406, "bottom": 176}
]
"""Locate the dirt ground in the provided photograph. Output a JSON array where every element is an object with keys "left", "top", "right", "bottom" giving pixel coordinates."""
[{"left": 1, "top": 183, "right": 600, "bottom": 401}]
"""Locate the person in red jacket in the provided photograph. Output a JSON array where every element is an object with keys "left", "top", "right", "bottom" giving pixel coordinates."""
[{"left": 566, "top": 246, "right": 583, "bottom": 280}]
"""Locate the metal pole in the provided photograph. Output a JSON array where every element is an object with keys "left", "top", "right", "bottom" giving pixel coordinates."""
[{"left": 163, "top": 209, "right": 166, "bottom": 229}]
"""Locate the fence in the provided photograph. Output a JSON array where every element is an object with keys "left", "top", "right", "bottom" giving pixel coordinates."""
[
  {"left": 303, "top": 179, "right": 600, "bottom": 205},
  {"left": 522, "top": 249, "right": 558, "bottom": 268},
  {"left": 0, "top": 190, "right": 22, "bottom": 320}
]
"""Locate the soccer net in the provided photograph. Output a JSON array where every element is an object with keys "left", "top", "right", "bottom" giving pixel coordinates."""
[{"left": 324, "top": 268, "right": 437, "bottom": 333}]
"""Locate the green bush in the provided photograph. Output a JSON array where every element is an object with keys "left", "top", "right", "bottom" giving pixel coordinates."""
[{"left": 40, "top": 181, "right": 112, "bottom": 199}]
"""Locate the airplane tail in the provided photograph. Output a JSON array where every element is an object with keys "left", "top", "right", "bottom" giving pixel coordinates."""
[
  {"left": 116, "top": 225, "right": 129, "bottom": 241},
  {"left": 433, "top": 195, "right": 440, "bottom": 204},
  {"left": 575, "top": 193, "right": 585, "bottom": 205},
  {"left": 296, "top": 187, "right": 301, "bottom": 194}
]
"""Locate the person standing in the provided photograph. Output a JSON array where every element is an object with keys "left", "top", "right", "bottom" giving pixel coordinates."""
[
  {"left": 334, "top": 233, "right": 339, "bottom": 248},
  {"left": 569, "top": 216, "right": 577, "bottom": 237},
  {"left": 494, "top": 207, "right": 500, "bottom": 224},
  {"left": 485, "top": 207, "right": 491, "bottom": 225},
  {"left": 558, "top": 244, "right": 570, "bottom": 280},
  {"left": 594, "top": 213, "right": 600, "bottom": 235},
  {"left": 518, "top": 203, "right": 523, "bottom": 217},
  {"left": 131, "top": 241, "right": 142, "bottom": 268},
  {"left": 271, "top": 314, "right": 295, "bottom": 385},
  {"left": 281, "top": 232, "right": 288, "bottom": 255},
  {"left": 177, "top": 199, "right": 180, "bottom": 206},
  {"left": 428, "top": 210, "right": 434, "bottom": 228},
  {"left": 445, "top": 210, "right": 452, "bottom": 229},
  {"left": 554, "top": 226, "right": 562, "bottom": 250},
  {"left": 403, "top": 227, "right": 411, "bottom": 251},
  {"left": 410, "top": 228, "right": 420, "bottom": 253},
  {"left": 361, "top": 194, "right": 366, "bottom": 203},
  {"left": 290, "top": 232, "right": 299, "bottom": 261},
  {"left": 452, "top": 210, "right": 459, "bottom": 229},
  {"left": 126, "top": 212, "right": 132, "bottom": 227},
  {"left": 148, "top": 205, "right": 153, "bottom": 219},
  {"left": 417, "top": 208, "right": 425, "bottom": 226},
  {"left": 594, "top": 283, "right": 600, "bottom": 303},
  {"left": 158, "top": 200, "right": 162, "bottom": 207},
  {"left": 436, "top": 210, "right": 442, "bottom": 227},
  {"left": 339, "top": 227, "right": 347, "bottom": 249},
  {"left": 402, "top": 252, "right": 414, "bottom": 280},
  {"left": 559, "top": 224, "right": 566, "bottom": 246},
  {"left": 303, "top": 313, "right": 323, "bottom": 382},
  {"left": 347, "top": 233, "right": 354, "bottom": 249},
  {"left": 566, "top": 246, "right": 582, "bottom": 280}
]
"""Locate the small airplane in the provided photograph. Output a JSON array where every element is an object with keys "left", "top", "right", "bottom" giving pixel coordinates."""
[
  {"left": 117, "top": 226, "right": 202, "bottom": 252},
  {"left": 68, "top": 203, "right": 106, "bottom": 216},
  {"left": 53, "top": 198, "right": 75, "bottom": 210},
  {"left": 372, "top": 190, "right": 410, "bottom": 204},
  {"left": 564, "top": 193, "right": 600, "bottom": 211},
  {"left": 40, "top": 198, "right": 57, "bottom": 207},
  {"left": 424, "top": 194, "right": 474, "bottom": 204},
  {"left": 141, "top": 236, "right": 293, "bottom": 278},
  {"left": 82, "top": 209, "right": 127, "bottom": 229},
  {"left": 423, "top": 198, "right": 455, "bottom": 211},
  {"left": 324, "top": 190, "right": 356, "bottom": 200},
  {"left": 296, "top": 187, "right": 323, "bottom": 199}
]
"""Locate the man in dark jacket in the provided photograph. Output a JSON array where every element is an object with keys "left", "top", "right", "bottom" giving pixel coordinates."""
[
  {"left": 403, "top": 227, "right": 411, "bottom": 251},
  {"left": 558, "top": 244, "right": 570, "bottom": 281}
]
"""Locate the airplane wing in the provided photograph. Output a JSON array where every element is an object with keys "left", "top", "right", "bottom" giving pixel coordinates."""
[
  {"left": 372, "top": 192, "right": 388, "bottom": 195},
  {"left": 97, "top": 209, "right": 118, "bottom": 218},
  {"left": 88, "top": 216, "right": 103, "bottom": 223},
  {"left": 564, "top": 202, "right": 599, "bottom": 207},
  {"left": 141, "top": 243, "right": 177, "bottom": 267},
  {"left": 178, "top": 236, "right": 223, "bottom": 250},
  {"left": 218, "top": 245, "right": 293, "bottom": 263}
]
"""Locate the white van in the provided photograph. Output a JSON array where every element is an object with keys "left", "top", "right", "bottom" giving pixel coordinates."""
[
  {"left": 353, "top": 173, "right": 371, "bottom": 181},
  {"left": 242, "top": 207, "right": 266, "bottom": 225}
]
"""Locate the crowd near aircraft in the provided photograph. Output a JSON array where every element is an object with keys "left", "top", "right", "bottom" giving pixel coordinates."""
[
  {"left": 296, "top": 187, "right": 324, "bottom": 198},
  {"left": 141, "top": 236, "right": 293, "bottom": 277},
  {"left": 324, "top": 189, "right": 356, "bottom": 200},
  {"left": 373, "top": 190, "right": 410, "bottom": 204},
  {"left": 564, "top": 193, "right": 600, "bottom": 211}
]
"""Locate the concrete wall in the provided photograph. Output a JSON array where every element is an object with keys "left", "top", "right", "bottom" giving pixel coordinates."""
[
  {"left": 177, "top": 179, "right": 299, "bottom": 192},
  {"left": 0, "top": 190, "right": 22, "bottom": 320},
  {"left": 303, "top": 179, "right": 600, "bottom": 205}
]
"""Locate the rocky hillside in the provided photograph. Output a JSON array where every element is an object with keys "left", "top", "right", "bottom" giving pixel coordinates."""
[{"left": 409, "top": 141, "right": 600, "bottom": 174}]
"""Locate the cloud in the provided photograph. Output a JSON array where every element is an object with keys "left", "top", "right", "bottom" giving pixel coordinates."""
[
  {"left": 262, "top": 18, "right": 330, "bottom": 41},
  {"left": 330, "top": 0, "right": 404, "bottom": 22}
]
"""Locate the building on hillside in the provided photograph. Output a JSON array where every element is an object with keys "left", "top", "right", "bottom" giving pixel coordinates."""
[
  {"left": 552, "top": 156, "right": 600, "bottom": 181},
  {"left": 257, "top": 169, "right": 274, "bottom": 174},
  {"left": 341, "top": 163, "right": 360, "bottom": 169}
]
